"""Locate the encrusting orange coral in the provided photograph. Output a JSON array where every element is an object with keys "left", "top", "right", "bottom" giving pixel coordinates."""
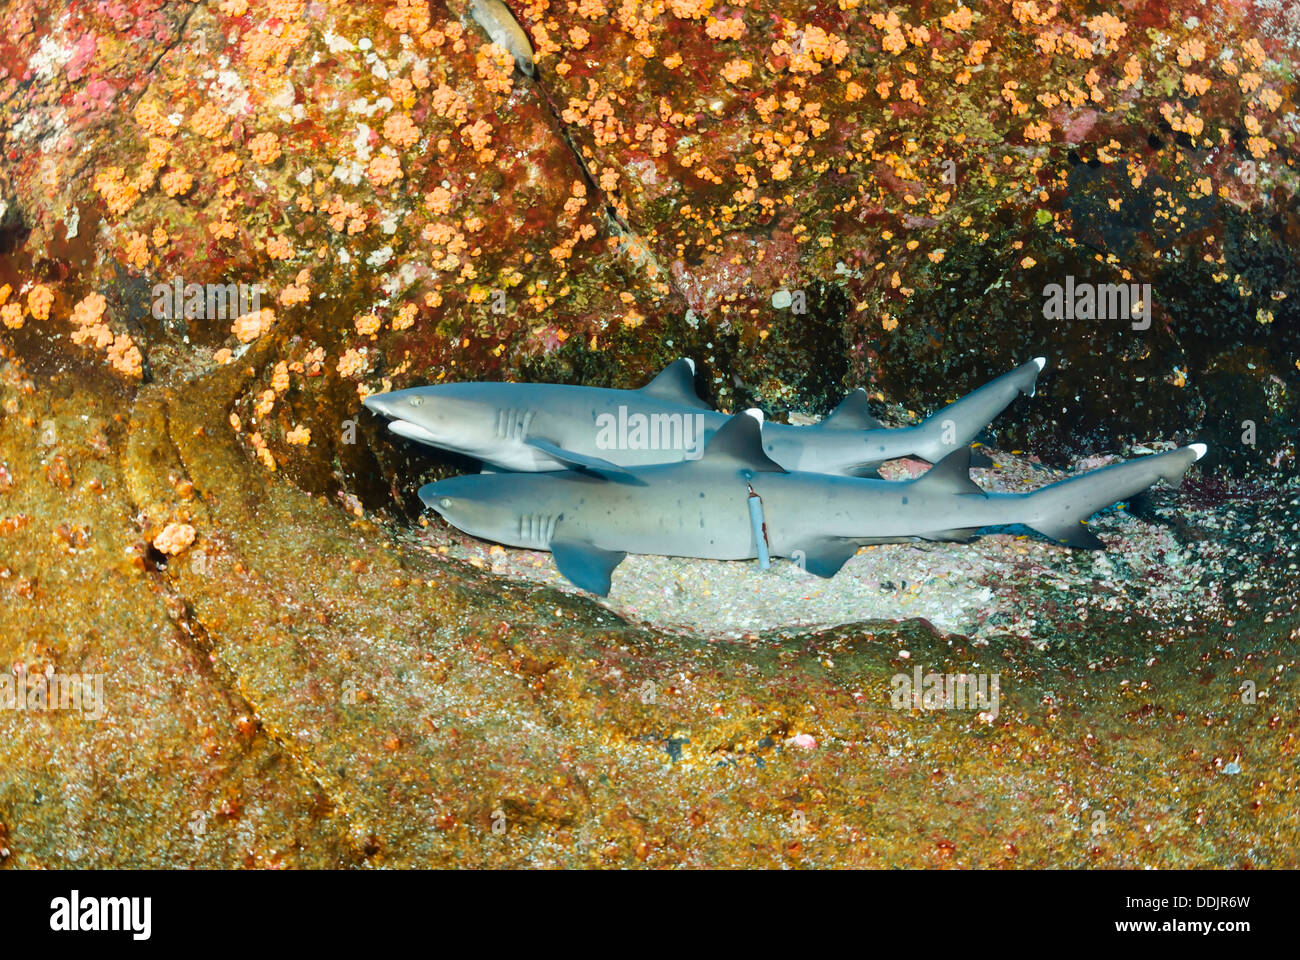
[
  {"left": 248, "top": 132, "right": 282, "bottom": 164},
  {"left": 368, "top": 154, "right": 403, "bottom": 187},
  {"left": 160, "top": 168, "right": 192, "bottom": 197},
  {"left": 232, "top": 307, "right": 276, "bottom": 343},
  {"left": 152, "top": 522, "right": 196, "bottom": 555},
  {"left": 27, "top": 285, "right": 53, "bottom": 321}
]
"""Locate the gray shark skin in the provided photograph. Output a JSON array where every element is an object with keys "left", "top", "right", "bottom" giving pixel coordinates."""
[
  {"left": 364, "top": 357, "right": 1045, "bottom": 476},
  {"left": 419, "top": 412, "right": 1208, "bottom": 596}
]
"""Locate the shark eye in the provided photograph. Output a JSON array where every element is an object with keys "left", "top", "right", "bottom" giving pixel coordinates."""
[
  {"left": 408, "top": 397, "right": 423, "bottom": 407},
  {"left": 438, "top": 497, "right": 452, "bottom": 508}
]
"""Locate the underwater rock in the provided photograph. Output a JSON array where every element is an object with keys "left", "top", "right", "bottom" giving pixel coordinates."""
[{"left": 0, "top": 0, "right": 1297, "bottom": 868}]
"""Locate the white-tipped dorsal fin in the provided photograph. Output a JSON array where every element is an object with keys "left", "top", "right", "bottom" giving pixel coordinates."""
[
  {"left": 638, "top": 358, "right": 710, "bottom": 409},
  {"left": 744, "top": 407, "right": 764, "bottom": 424},
  {"left": 1033, "top": 356, "right": 1046, "bottom": 370},
  {"left": 1190, "top": 442, "right": 1207, "bottom": 461},
  {"left": 701, "top": 411, "right": 786, "bottom": 473}
]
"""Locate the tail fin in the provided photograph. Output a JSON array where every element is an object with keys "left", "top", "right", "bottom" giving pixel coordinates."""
[
  {"left": 1022, "top": 444, "right": 1206, "bottom": 549},
  {"left": 911, "top": 357, "right": 1045, "bottom": 463}
]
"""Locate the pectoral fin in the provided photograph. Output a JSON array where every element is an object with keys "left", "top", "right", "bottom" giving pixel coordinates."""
[
  {"left": 793, "top": 538, "right": 862, "bottom": 578},
  {"left": 551, "top": 539, "right": 627, "bottom": 595},
  {"left": 920, "top": 527, "right": 982, "bottom": 543},
  {"left": 1030, "top": 520, "right": 1106, "bottom": 550},
  {"left": 525, "top": 438, "right": 646, "bottom": 484}
]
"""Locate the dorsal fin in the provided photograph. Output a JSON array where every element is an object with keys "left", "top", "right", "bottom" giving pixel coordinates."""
[
  {"left": 912, "top": 446, "right": 984, "bottom": 495},
  {"left": 821, "top": 389, "right": 883, "bottom": 430},
  {"left": 638, "top": 358, "right": 710, "bottom": 409},
  {"left": 701, "top": 410, "right": 786, "bottom": 473}
]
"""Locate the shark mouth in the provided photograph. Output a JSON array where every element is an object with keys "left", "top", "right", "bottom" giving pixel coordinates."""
[{"left": 387, "top": 419, "right": 441, "bottom": 445}]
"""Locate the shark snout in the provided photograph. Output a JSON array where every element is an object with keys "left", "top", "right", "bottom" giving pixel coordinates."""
[
  {"left": 418, "top": 482, "right": 453, "bottom": 512},
  {"left": 362, "top": 393, "right": 398, "bottom": 418},
  {"left": 362, "top": 392, "right": 443, "bottom": 444}
]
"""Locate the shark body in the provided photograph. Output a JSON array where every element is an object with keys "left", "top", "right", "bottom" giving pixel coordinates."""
[
  {"left": 364, "top": 357, "right": 1046, "bottom": 476},
  {"left": 419, "top": 411, "right": 1207, "bottom": 595}
]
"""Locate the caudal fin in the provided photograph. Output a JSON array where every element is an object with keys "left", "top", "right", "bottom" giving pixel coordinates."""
[
  {"left": 1022, "top": 443, "right": 1206, "bottom": 549},
  {"left": 911, "top": 357, "right": 1046, "bottom": 463}
]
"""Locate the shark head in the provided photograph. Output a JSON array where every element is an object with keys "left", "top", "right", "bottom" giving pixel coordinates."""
[
  {"left": 418, "top": 475, "right": 519, "bottom": 544},
  {"left": 363, "top": 386, "right": 491, "bottom": 454}
]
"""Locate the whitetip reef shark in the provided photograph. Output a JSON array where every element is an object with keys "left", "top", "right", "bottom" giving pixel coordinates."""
[
  {"left": 419, "top": 410, "right": 1208, "bottom": 596},
  {"left": 364, "top": 357, "right": 1046, "bottom": 477}
]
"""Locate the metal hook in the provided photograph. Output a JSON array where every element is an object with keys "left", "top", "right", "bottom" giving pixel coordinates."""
[{"left": 746, "top": 483, "right": 771, "bottom": 570}]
